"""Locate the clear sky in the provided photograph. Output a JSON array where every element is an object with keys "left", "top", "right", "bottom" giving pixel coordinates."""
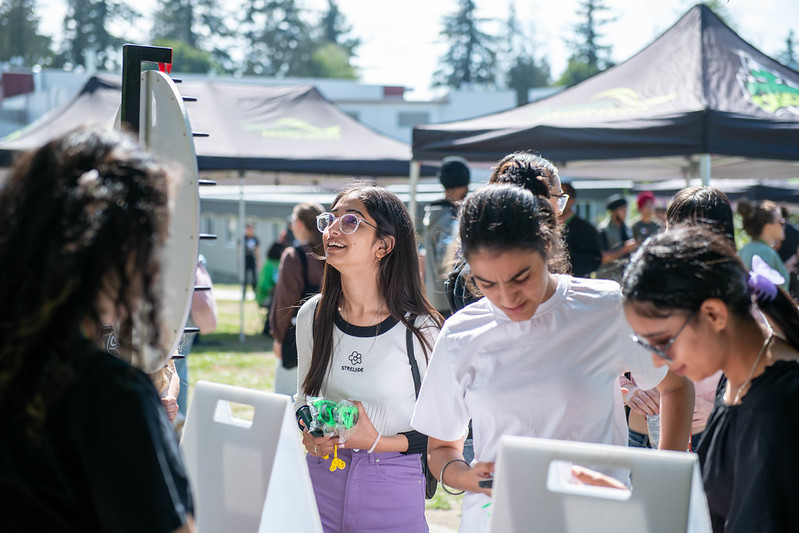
[{"left": 38, "top": 0, "right": 799, "bottom": 100}]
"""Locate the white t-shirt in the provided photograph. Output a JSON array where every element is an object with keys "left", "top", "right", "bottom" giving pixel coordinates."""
[
  {"left": 293, "top": 294, "right": 440, "bottom": 437},
  {"left": 411, "top": 275, "right": 667, "bottom": 533}
]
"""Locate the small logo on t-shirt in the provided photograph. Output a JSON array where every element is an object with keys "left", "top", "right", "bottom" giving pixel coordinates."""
[{"left": 342, "top": 351, "right": 364, "bottom": 372}]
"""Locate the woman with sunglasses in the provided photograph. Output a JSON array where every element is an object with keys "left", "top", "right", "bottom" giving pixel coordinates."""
[
  {"left": 411, "top": 185, "right": 693, "bottom": 533},
  {"left": 621, "top": 227, "right": 799, "bottom": 532},
  {"left": 293, "top": 185, "right": 443, "bottom": 533}
]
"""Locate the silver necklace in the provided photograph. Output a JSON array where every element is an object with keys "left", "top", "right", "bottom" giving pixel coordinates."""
[{"left": 731, "top": 326, "right": 773, "bottom": 405}]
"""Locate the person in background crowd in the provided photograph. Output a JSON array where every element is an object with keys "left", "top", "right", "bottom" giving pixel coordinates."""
[
  {"left": 737, "top": 199, "right": 790, "bottom": 292},
  {"left": 596, "top": 194, "right": 638, "bottom": 282},
  {"left": 559, "top": 181, "right": 602, "bottom": 277},
  {"left": 621, "top": 227, "right": 799, "bottom": 533},
  {"left": 654, "top": 205, "right": 668, "bottom": 226},
  {"left": 623, "top": 186, "right": 733, "bottom": 451},
  {"left": 632, "top": 191, "right": 661, "bottom": 242},
  {"left": 243, "top": 221, "right": 260, "bottom": 298},
  {"left": 258, "top": 241, "right": 288, "bottom": 334},
  {"left": 0, "top": 127, "right": 194, "bottom": 532},
  {"left": 270, "top": 202, "right": 326, "bottom": 397},
  {"left": 423, "top": 156, "right": 470, "bottom": 317},
  {"left": 412, "top": 185, "right": 693, "bottom": 533},
  {"left": 175, "top": 255, "right": 218, "bottom": 422},
  {"left": 295, "top": 185, "right": 442, "bottom": 533},
  {"left": 777, "top": 206, "right": 799, "bottom": 300}
]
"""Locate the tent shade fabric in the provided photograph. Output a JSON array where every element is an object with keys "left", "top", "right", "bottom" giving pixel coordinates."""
[
  {"left": 0, "top": 77, "right": 429, "bottom": 177},
  {"left": 412, "top": 4, "right": 799, "bottom": 180}
]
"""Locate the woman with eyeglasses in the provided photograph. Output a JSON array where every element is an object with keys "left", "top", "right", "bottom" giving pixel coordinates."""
[
  {"left": 620, "top": 227, "right": 799, "bottom": 533},
  {"left": 446, "top": 152, "right": 569, "bottom": 314},
  {"left": 411, "top": 185, "right": 693, "bottom": 533},
  {"left": 293, "top": 185, "right": 443, "bottom": 533},
  {"left": 269, "top": 202, "right": 325, "bottom": 396},
  {"left": 736, "top": 199, "right": 790, "bottom": 292}
]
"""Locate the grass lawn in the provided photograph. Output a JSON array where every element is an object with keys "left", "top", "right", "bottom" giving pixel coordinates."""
[{"left": 185, "top": 287, "right": 462, "bottom": 524}]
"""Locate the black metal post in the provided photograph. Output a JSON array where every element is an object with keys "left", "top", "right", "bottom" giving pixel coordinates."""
[{"left": 120, "top": 44, "right": 173, "bottom": 133}]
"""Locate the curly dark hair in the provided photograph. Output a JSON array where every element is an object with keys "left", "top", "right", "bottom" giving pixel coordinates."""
[{"left": 0, "top": 127, "right": 169, "bottom": 434}]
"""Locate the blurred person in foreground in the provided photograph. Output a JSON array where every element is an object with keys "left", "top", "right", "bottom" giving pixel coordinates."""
[{"left": 0, "top": 128, "right": 194, "bottom": 532}]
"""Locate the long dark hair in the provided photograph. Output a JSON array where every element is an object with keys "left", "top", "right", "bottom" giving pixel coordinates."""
[
  {"left": 0, "top": 127, "right": 169, "bottom": 433},
  {"left": 460, "top": 184, "right": 566, "bottom": 272},
  {"left": 667, "top": 186, "right": 735, "bottom": 247},
  {"left": 622, "top": 227, "right": 799, "bottom": 351},
  {"left": 302, "top": 185, "right": 443, "bottom": 396}
]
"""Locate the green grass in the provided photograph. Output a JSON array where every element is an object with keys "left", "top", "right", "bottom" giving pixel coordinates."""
[{"left": 186, "top": 297, "right": 276, "bottom": 418}]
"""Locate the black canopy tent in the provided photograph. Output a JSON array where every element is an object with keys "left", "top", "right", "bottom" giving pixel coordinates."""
[
  {"left": 411, "top": 4, "right": 799, "bottom": 183},
  {"left": 0, "top": 76, "right": 430, "bottom": 178}
]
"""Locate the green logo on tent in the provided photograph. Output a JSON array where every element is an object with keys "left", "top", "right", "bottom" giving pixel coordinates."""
[
  {"left": 533, "top": 88, "right": 677, "bottom": 121},
  {"left": 738, "top": 52, "right": 799, "bottom": 115},
  {"left": 243, "top": 118, "right": 341, "bottom": 140}
]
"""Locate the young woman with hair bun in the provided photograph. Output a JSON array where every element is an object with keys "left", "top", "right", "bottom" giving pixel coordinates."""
[
  {"left": 737, "top": 199, "right": 790, "bottom": 291},
  {"left": 412, "top": 185, "right": 694, "bottom": 533}
]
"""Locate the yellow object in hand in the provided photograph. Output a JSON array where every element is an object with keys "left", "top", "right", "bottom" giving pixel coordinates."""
[{"left": 329, "top": 446, "right": 346, "bottom": 472}]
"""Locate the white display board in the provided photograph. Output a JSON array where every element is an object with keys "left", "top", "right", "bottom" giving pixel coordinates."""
[
  {"left": 488, "top": 436, "right": 711, "bottom": 533},
  {"left": 113, "top": 69, "right": 200, "bottom": 373},
  {"left": 180, "top": 381, "right": 322, "bottom": 533}
]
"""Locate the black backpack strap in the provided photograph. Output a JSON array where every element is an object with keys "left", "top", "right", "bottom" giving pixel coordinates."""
[
  {"left": 295, "top": 245, "right": 309, "bottom": 288},
  {"left": 406, "top": 327, "right": 421, "bottom": 398}
]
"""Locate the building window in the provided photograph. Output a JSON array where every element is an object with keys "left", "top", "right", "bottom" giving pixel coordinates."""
[
  {"left": 225, "top": 218, "right": 237, "bottom": 247},
  {"left": 202, "top": 216, "right": 215, "bottom": 244},
  {"left": 397, "top": 112, "right": 429, "bottom": 128}
]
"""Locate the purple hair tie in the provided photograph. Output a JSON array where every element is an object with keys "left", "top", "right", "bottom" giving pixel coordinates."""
[{"left": 748, "top": 255, "right": 785, "bottom": 302}]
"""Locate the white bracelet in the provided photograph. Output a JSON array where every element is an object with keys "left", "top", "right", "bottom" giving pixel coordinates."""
[{"left": 367, "top": 432, "right": 381, "bottom": 454}]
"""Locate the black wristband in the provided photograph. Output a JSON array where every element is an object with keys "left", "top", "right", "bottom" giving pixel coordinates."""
[{"left": 399, "top": 430, "right": 428, "bottom": 455}]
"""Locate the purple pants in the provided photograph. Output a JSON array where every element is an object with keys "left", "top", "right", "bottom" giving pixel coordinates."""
[{"left": 307, "top": 448, "right": 428, "bottom": 533}]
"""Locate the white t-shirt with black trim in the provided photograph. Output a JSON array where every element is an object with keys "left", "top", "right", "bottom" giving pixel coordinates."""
[
  {"left": 293, "top": 294, "right": 440, "bottom": 437},
  {"left": 411, "top": 275, "right": 668, "bottom": 533}
]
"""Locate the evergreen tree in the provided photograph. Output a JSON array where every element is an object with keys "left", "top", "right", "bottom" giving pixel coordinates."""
[
  {"left": 0, "top": 0, "right": 52, "bottom": 66},
  {"left": 60, "top": 0, "right": 138, "bottom": 70},
  {"left": 241, "top": 0, "right": 315, "bottom": 77},
  {"left": 556, "top": 0, "right": 614, "bottom": 86},
  {"left": 434, "top": 0, "right": 497, "bottom": 89},
  {"left": 151, "top": 0, "right": 231, "bottom": 73},
  {"left": 779, "top": 30, "right": 798, "bottom": 70},
  {"left": 499, "top": 2, "right": 550, "bottom": 105},
  {"left": 319, "top": 0, "right": 359, "bottom": 55},
  {"left": 306, "top": 0, "right": 359, "bottom": 78}
]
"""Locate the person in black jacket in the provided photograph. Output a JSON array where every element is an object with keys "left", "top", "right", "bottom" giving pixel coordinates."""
[{"left": 559, "top": 182, "right": 602, "bottom": 277}]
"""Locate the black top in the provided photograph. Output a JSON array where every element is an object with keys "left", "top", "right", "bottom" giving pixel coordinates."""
[
  {"left": 0, "top": 348, "right": 193, "bottom": 532},
  {"left": 564, "top": 215, "right": 602, "bottom": 278},
  {"left": 697, "top": 360, "right": 799, "bottom": 533}
]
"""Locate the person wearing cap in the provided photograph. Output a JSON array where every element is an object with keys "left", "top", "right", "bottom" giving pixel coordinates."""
[
  {"left": 423, "top": 156, "right": 470, "bottom": 316},
  {"left": 632, "top": 191, "right": 661, "bottom": 243},
  {"left": 559, "top": 182, "right": 602, "bottom": 277},
  {"left": 596, "top": 193, "right": 637, "bottom": 282}
]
